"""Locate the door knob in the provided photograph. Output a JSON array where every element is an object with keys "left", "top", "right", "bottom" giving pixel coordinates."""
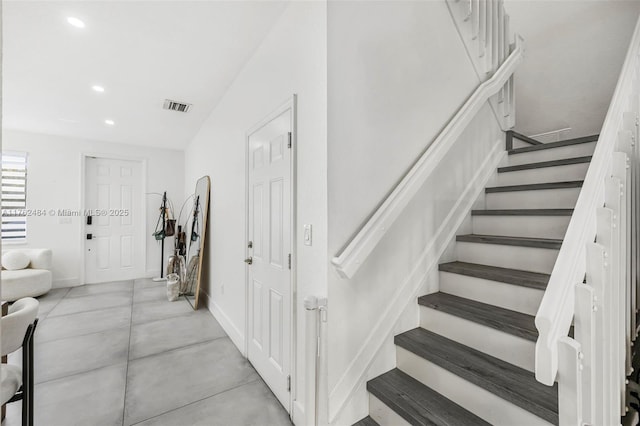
[{"left": 244, "top": 257, "right": 253, "bottom": 265}]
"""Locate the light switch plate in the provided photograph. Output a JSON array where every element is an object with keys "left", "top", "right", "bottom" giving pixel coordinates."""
[{"left": 303, "top": 224, "right": 312, "bottom": 246}]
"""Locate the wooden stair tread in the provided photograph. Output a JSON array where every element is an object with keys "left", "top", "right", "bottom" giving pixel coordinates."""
[
  {"left": 456, "top": 234, "right": 562, "bottom": 249},
  {"left": 471, "top": 208, "right": 573, "bottom": 216},
  {"left": 508, "top": 134, "right": 598, "bottom": 155},
  {"left": 485, "top": 180, "right": 583, "bottom": 193},
  {"left": 438, "top": 261, "right": 549, "bottom": 290},
  {"left": 498, "top": 156, "right": 592, "bottom": 173},
  {"left": 352, "top": 416, "right": 380, "bottom": 426},
  {"left": 395, "top": 328, "right": 559, "bottom": 425},
  {"left": 418, "top": 292, "right": 538, "bottom": 341},
  {"left": 367, "top": 368, "right": 491, "bottom": 426}
]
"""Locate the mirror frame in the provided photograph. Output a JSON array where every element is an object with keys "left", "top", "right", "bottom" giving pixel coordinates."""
[{"left": 186, "top": 175, "right": 210, "bottom": 310}]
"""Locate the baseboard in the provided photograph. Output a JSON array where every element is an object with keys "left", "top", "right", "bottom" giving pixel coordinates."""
[
  {"left": 328, "top": 139, "right": 506, "bottom": 424},
  {"left": 52, "top": 277, "right": 81, "bottom": 288},
  {"left": 202, "top": 291, "right": 246, "bottom": 356},
  {"left": 292, "top": 400, "right": 305, "bottom": 426}
]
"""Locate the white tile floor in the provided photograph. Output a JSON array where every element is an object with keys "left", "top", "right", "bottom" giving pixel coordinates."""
[{"left": 2, "top": 278, "right": 292, "bottom": 426}]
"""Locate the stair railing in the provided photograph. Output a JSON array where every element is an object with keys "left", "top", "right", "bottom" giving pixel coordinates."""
[
  {"left": 446, "top": 0, "right": 516, "bottom": 129},
  {"left": 332, "top": 0, "right": 522, "bottom": 279},
  {"left": 534, "top": 15, "right": 640, "bottom": 425}
]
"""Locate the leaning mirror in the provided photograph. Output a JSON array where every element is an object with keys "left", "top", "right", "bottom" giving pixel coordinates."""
[{"left": 184, "top": 176, "right": 210, "bottom": 309}]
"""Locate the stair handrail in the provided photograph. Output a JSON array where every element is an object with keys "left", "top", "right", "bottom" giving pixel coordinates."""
[
  {"left": 331, "top": 35, "right": 524, "bottom": 279},
  {"left": 534, "top": 15, "right": 640, "bottom": 386}
]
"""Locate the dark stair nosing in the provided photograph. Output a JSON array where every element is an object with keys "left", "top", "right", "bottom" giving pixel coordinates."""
[
  {"left": 508, "top": 134, "right": 598, "bottom": 155},
  {"left": 438, "top": 261, "right": 549, "bottom": 290},
  {"left": 395, "top": 328, "right": 559, "bottom": 425},
  {"left": 352, "top": 416, "right": 380, "bottom": 426},
  {"left": 485, "top": 180, "right": 583, "bottom": 193},
  {"left": 456, "top": 234, "right": 562, "bottom": 250},
  {"left": 418, "top": 292, "right": 539, "bottom": 341},
  {"left": 367, "top": 368, "right": 491, "bottom": 426},
  {"left": 508, "top": 130, "right": 543, "bottom": 146},
  {"left": 471, "top": 208, "right": 573, "bottom": 216},
  {"left": 498, "top": 156, "right": 592, "bottom": 173}
]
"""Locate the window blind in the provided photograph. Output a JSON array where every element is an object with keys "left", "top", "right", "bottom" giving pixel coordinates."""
[{"left": 2, "top": 152, "right": 28, "bottom": 241}]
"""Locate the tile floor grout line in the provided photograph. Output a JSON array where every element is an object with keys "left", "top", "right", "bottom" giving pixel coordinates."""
[
  {"left": 128, "top": 378, "right": 265, "bottom": 426},
  {"left": 39, "top": 287, "right": 71, "bottom": 320},
  {"left": 34, "top": 360, "right": 129, "bottom": 387},
  {"left": 64, "top": 281, "right": 135, "bottom": 298},
  {"left": 122, "top": 285, "right": 136, "bottom": 426},
  {"left": 35, "top": 303, "right": 133, "bottom": 325},
  {"left": 130, "top": 306, "right": 207, "bottom": 326},
  {"left": 45, "top": 299, "right": 133, "bottom": 319},
  {"left": 36, "top": 324, "right": 131, "bottom": 345},
  {"left": 127, "top": 334, "right": 229, "bottom": 363}
]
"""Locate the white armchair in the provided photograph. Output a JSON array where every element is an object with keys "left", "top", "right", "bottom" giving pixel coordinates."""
[{"left": 2, "top": 249, "right": 53, "bottom": 302}]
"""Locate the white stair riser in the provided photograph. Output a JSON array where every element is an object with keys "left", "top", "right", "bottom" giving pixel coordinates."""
[
  {"left": 456, "top": 242, "right": 558, "bottom": 274},
  {"left": 485, "top": 187, "right": 581, "bottom": 209},
  {"left": 369, "top": 394, "right": 411, "bottom": 426},
  {"left": 396, "top": 347, "right": 554, "bottom": 426},
  {"left": 505, "top": 142, "right": 596, "bottom": 166},
  {"left": 497, "top": 162, "right": 589, "bottom": 186},
  {"left": 419, "top": 306, "right": 535, "bottom": 371},
  {"left": 439, "top": 271, "right": 545, "bottom": 316},
  {"left": 472, "top": 215, "right": 571, "bottom": 239}
]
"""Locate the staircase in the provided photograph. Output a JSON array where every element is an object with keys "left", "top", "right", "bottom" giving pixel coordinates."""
[{"left": 354, "top": 133, "right": 599, "bottom": 426}]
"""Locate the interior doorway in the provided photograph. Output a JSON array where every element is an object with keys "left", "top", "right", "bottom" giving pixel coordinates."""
[{"left": 245, "top": 97, "right": 297, "bottom": 413}]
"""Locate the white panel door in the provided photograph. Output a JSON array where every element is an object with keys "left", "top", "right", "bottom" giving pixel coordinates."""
[
  {"left": 85, "top": 157, "right": 143, "bottom": 283},
  {"left": 247, "top": 108, "right": 292, "bottom": 411}
]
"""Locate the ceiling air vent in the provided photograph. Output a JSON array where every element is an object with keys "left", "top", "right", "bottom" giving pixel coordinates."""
[{"left": 163, "top": 99, "right": 192, "bottom": 113}]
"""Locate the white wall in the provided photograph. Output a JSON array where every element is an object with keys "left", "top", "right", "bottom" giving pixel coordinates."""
[
  {"left": 504, "top": 0, "right": 640, "bottom": 139},
  {"left": 326, "top": 1, "right": 500, "bottom": 423},
  {"left": 183, "top": 2, "right": 327, "bottom": 422},
  {"left": 3, "top": 129, "right": 184, "bottom": 286}
]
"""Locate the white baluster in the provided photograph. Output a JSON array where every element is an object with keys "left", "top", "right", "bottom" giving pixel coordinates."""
[
  {"left": 504, "top": 18, "right": 512, "bottom": 125},
  {"left": 558, "top": 337, "right": 583, "bottom": 426},
  {"left": 636, "top": 113, "right": 640, "bottom": 343},
  {"left": 464, "top": 0, "right": 473, "bottom": 21},
  {"left": 604, "top": 176, "right": 623, "bottom": 422},
  {"left": 472, "top": 0, "right": 480, "bottom": 40},
  {"left": 478, "top": 0, "right": 486, "bottom": 58},
  {"left": 497, "top": 2, "right": 505, "bottom": 104},
  {"left": 635, "top": 115, "right": 640, "bottom": 342},
  {"left": 485, "top": 0, "right": 492, "bottom": 73},
  {"left": 575, "top": 283, "right": 596, "bottom": 424},
  {"left": 586, "top": 241, "right": 609, "bottom": 425},
  {"left": 623, "top": 113, "right": 639, "bottom": 347},
  {"left": 617, "top": 130, "right": 636, "bottom": 377},
  {"left": 492, "top": 0, "right": 499, "bottom": 72},
  {"left": 613, "top": 152, "right": 631, "bottom": 415},
  {"left": 597, "top": 204, "right": 617, "bottom": 425}
]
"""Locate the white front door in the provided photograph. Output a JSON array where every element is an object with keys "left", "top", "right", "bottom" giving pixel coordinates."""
[
  {"left": 85, "top": 157, "right": 144, "bottom": 283},
  {"left": 247, "top": 106, "right": 293, "bottom": 411}
]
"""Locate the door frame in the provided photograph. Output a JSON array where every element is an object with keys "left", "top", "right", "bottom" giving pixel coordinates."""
[
  {"left": 79, "top": 153, "right": 147, "bottom": 285},
  {"left": 244, "top": 95, "right": 298, "bottom": 415}
]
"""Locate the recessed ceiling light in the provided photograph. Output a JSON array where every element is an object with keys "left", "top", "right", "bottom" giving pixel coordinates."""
[
  {"left": 104, "top": 119, "right": 115, "bottom": 126},
  {"left": 92, "top": 85, "right": 105, "bottom": 93},
  {"left": 67, "top": 17, "right": 85, "bottom": 28}
]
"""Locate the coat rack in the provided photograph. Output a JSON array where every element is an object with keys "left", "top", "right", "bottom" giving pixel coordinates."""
[{"left": 153, "top": 191, "right": 168, "bottom": 281}]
